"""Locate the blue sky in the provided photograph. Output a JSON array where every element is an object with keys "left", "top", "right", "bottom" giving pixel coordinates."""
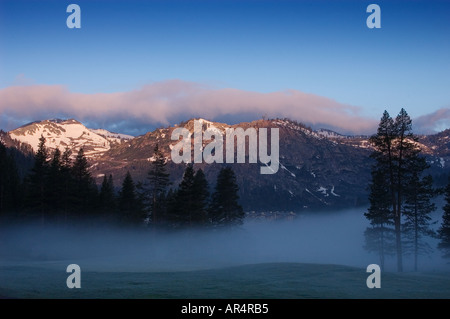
[{"left": 0, "top": 0, "right": 449, "bottom": 135}]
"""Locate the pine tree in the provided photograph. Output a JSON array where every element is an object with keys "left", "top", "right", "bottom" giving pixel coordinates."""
[
  {"left": 118, "top": 171, "right": 143, "bottom": 225},
  {"left": 192, "top": 168, "right": 210, "bottom": 225},
  {"left": 168, "top": 165, "right": 210, "bottom": 227},
  {"left": 403, "top": 157, "right": 437, "bottom": 271},
  {"left": 367, "top": 108, "right": 425, "bottom": 272},
  {"left": 99, "top": 174, "right": 117, "bottom": 218},
  {"left": 0, "top": 140, "right": 21, "bottom": 216},
  {"left": 177, "top": 164, "right": 196, "bottom": 226},
  {"left": 164, "top": 188, "right": 179, "bottom": 227},
  {"left": 438, "top": 176, "right": 450, "bottom": 258},
  {"left": 46, "top": 148, "right": 63, "bottom": 218},
  {"left": 392, "top": 108, "right": 420, "bottom": 271},
  {"left": 209, "top": 166, "right": 244, "bottom": 227},
  {"left": 145, "top": 144, "right": 170, "bottom": 225},
  {"left": 0, "top": 141, "right": 8, "bottom": 215},
  {"left": 60, "top": 147, "right": 74, "bottom": 220},
  {"left": 71, "top": 148, "right": 97, "bottom": 216},
  {"left": 24, "top": 135, "right": 49, "bottom": 222},
  {"left": 364, "top": 169, "right": 396, "bottom": 270}
]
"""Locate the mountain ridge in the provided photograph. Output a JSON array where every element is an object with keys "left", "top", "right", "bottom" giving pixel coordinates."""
[{"left": 4, "top": 117, "right": 450, "bottom": 212}]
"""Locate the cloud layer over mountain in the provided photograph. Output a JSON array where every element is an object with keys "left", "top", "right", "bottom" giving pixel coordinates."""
[{"left": 0, "top": 80, "right": 447, "bottom": 135}]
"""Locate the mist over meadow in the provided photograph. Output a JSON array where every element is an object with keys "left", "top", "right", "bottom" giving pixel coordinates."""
[{"left": 1, "top": 208, "right": 447, "bottom": 273}]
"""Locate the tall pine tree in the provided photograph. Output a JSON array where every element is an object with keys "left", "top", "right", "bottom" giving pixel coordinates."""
[
  {"left": 60, "top": 147, "right": 74, "bottom": 220},
  {"left": 145, "top": 144, "right": 170, "bottom": 225},
  {"left": 403, "top": 157, "right": 436, "bottom": 271},
  {"left": 0, "top": 140, "right": 21, "bottom": 217},
  {"left": 364, "top": 169, "right": 395, "bottom": 270},
  {"left": 438, "top": 176, "right": 450, "bottom": 258},
  {"left": 24, "top": 135, "right": 49, "bottom": 222},
  {"left": 367, "top": 108, "right": 427, "bottom": 271},
  {"left": 99, "top": 174, "right": 117, "bottom": 218},
  {"left": 168, "top": 165, "right": 210, "bottom": 227},
  {"left": 118, "top": 171, "right": 143, "bottom": 225},
  {"left": 46, "top": 148, "right": 64, "bottom": 217},
  {"left": 192, "top": 168, "right": 210, "bottom": 225},
  {"left": 209, "top": 166, "right": 244, "bottom": 227},
  {"left": 71, "top": 148, "right": 97, "bottom": 216},
  {"left": 176, "top": 164, "right": 196, "bottom": 226}
]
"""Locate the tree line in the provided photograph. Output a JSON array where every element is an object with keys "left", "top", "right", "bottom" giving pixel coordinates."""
[
  {"left": 137, "top": 145, "right": 245, "bottom": 228},
  {"left": 0, "top": 136, "right": 244, "bottom": 228},
  {"left": 364, "top": 108, "right": 450, "bottom": 271}
]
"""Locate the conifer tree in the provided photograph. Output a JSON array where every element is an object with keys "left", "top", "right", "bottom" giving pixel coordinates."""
[
  {"left": 71, "top": 148, "right": 97, "bottom": 215},
  {"left": 367, "top": 108, "right": 427, "bottom": 271},
  {"left": 192, "top": 168, "right": 210, "bottom": 225},
  {"left": 99, "top": 174, "right": 116, "bottom": 217},
  {"left": 177, "top": 164, "right": 196, "bottom": 225},
  {"left": 60, "top": 147, "right": 74, "bottom": 219},
  {"left": 403, "top": 158, "right": 437, "bottom": 271},
  {"left": 146, "top": 144, "right": 170, "bottom": 225},
  {"left": 168, "top": 165, "right": 210, "bottom": 227},
  {"left": 209, "top": 166, "right": 244, "bottom": 227},
  {"left": 47, "top": 148, "right": 63, "bottom": 216},
  {"left": 164, "top": 188, "right": 179, "bottom": 226},
  {"left": 0, "top": 140, "right": 8, "bottom": 215},
  {"left": 438, "top": 176, "right": 450, "bottom": 258},
  {"left": 24, "top": 135, "right": 49, "bottom": 222},
  {"left": 118, "top": 171, "right": 143, "bottom": 225},
  {"left": 364, "top": 169, "right": 395, "bottom": 270},
  {"left": 0, "top": 140, "right": 21, "bottom": 216}
]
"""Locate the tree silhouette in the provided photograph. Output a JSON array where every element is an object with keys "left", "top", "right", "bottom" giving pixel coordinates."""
[
  {"left": 24, "top": 135, "right": 49, "bottom": 223},
  {"left": 210, "top": 166, "right": 244, "bottom": 227},
  {"left": 119, "top": 171, "right": 143, "bottom": 225},
  {"left": 367, "top": 108, "right": 432, "bottom": 271},
  {"left": 438, "top": 176, "right": 450, "bottom": 258},
  {"left": 145, "top": 144, "right": 170, "bottom": 225}
]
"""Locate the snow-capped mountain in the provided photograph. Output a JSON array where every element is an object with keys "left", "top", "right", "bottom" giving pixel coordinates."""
[
  {"left": 5, "top": 117, "right": 449, "bottom": 212},
  {"left": 93, "top": 117, "right": 376, "bottom": 210},
  {"left": 8, "top": 119, "right": 134, "bottom": 157}
]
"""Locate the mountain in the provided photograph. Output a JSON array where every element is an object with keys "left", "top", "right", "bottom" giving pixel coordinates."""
[
  {"left": 8, "top": 119, "right": 133, "bottom": 158},
  {"left": 88, "top": 118, "right": 372, "bottom": 211},
  {"left": 5, "top": 118, "right": 450, "bottom": 212}
]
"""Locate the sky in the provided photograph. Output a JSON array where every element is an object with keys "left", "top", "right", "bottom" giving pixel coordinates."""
[{"left": 0, "top": 0, "right": 449, "bottom": 136}]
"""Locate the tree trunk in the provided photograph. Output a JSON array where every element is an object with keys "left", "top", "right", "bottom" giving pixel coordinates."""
[
  {"left": 414, "top": 203, "right": 418, "bottom": 272},
  {"left": 395, "top": 215, "right": 403, "bottom": 272},
  {"left": 395, "top": 132, "right": 405, "bottom": 272},
  {"left": 380, "top": 225, "right": 385, "bottom": 271},
  {"left": 387, "top": 137, "right": 403, "bottom": 272}
]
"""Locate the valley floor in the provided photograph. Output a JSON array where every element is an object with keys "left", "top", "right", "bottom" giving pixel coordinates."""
[{"left": 1, "top": 262, "right": 449, "bottom": 299}]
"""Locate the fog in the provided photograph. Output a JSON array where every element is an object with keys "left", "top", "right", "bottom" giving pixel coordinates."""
[{"left": 0, "top": 208, "right": 448, "bottom": 273}]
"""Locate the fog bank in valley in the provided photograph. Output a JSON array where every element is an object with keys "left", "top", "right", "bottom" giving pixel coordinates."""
[{"left": 0, "top": 208, "right": 447, "bottom": 272}]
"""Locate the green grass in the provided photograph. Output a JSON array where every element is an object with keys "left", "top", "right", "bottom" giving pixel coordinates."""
[{"left": 1, "top": 263, "right": 449, "bottom": 299}]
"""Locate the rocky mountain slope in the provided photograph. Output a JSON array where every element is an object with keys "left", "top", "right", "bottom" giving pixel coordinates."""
[
  {"left": 5, "top": 118, "right": 450, "bottom": 212},
  {"left": 8, "top": 119, "right": 133, "bottom": 158}
]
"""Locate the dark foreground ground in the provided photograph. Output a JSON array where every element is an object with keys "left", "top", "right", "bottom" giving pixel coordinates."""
[{"left": 1, "top": 262, "right": 449, "bottom": 299}]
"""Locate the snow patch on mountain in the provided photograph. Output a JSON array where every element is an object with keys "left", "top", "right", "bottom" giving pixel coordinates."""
[
  {"left": 317, "top": 186, "right": 328, "bottom": 196},
  {"left": 279, "top": 162, "right": 296, "bottom": 177},
  {"left": 316, "top": 128, "right": 347, "bottom": 139},
  {"left": 89, "top": 129, "right": 134, "bottom": 142},
  {"left": 8, "top": 119, "right": 132, "bottom": 158},
  {"left": 330, "top": 185, "right": 340, "bottom": 197}
]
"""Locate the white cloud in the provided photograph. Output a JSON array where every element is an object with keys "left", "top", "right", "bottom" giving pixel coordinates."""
[{"left": 1, "top": 79, "right": 445, "bottom": 135}]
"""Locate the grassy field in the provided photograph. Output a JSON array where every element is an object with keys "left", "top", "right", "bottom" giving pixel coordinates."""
[{"left": 1, "top": 262, "right": 449, "bottom": 299}]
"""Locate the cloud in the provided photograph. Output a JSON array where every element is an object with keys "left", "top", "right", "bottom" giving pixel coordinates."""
[
  {"left": 0, "top": 79, "right": 386, "bottom": 135},
  {"left": 413, "top": 107, "right": 450, "bottom": 134}
]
